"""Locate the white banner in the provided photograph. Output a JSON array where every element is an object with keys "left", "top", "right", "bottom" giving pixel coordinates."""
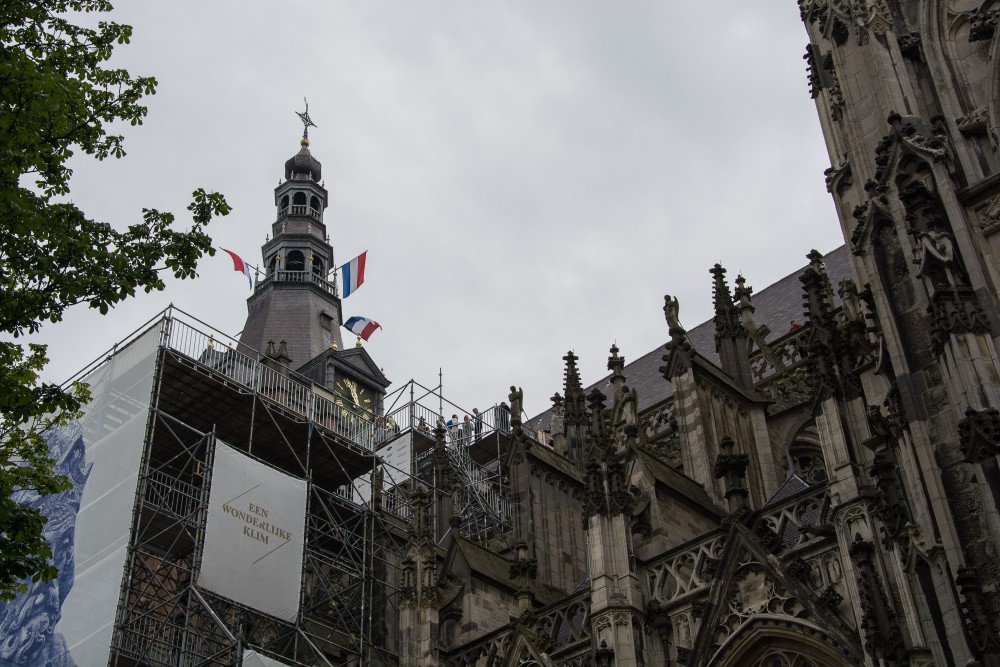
[
  {"left": 197, "top": 443, "right": 308, "bottom": 622},
  {"left": 242, "top": 648, "right": 293, "bottom": 667},
  {"left": 0, "top": 323, "right": 162, "bottom": 667}
]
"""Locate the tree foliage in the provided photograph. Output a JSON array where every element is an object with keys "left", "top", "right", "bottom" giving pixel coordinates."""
[{"left": 0, "top": 0, "right": 230, "bottom": 600}]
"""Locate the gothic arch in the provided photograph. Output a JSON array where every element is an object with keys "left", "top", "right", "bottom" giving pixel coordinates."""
[
  {"left": 894, "top": 155, "right": 937, "bottom": 200},
  {"left": 712, "top": 618, "right": 859, "bottom": 667},
  {"left": 782, "top": 418, "right": 828, "bottom": 485},
  {"left": 917, "top": 0, "right": 1000, "bottom": 177},
  {"left": 936, "top": 1, "right": 992, "bottom": 115},
  {"left": 286, "top": 250, "right": 305, "bottom": 272},
  {"left": 988, "top": 11, "right": 1000, "bottom": 150}
]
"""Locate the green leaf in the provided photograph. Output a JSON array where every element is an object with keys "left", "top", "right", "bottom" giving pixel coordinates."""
[{"left": 0, "top": 0, "right": 230, "bottom": 601}]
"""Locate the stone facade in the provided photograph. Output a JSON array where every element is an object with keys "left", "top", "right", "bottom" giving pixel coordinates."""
[{"left": 403, "top": 3, "right": 1000, "bottom": 666}]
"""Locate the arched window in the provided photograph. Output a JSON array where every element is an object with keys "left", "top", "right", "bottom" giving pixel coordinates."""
[
  {"left": 787, "top": 424, "right": 827, "bottom": 484},
  {"left": 715, "top": 623, "right": 854, "bottom": 667},
  {"left": 309, "top": 195, "right": 320, "bottom": 215},
  {"left": 754, "top": 652, "right": 818, "bottom": 667},
  {"left": 279, "top": 194, "right": 289, "bottom": 215},
  {"left": 268, "top": 254, "right": 279, "bottom": 275},
  {"left": 312, "top": 255, "right": 324, "bottom": 275},
  {"left": 291, "top": 192, "right": 308, "bottom": 216},
  {"left": 286, "top": 251, "right": 305, "bottom": 272}
]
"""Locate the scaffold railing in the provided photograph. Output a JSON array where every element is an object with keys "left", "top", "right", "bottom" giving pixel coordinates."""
[
  {"left": 69, "top": 305, "right": 542, "bottom": 463},
  {"left": 357, "top": 384, "right": 514, "bottom": 547},
  {"left": 253, "top": 269, "right": 337, "bottom": 296},
  {"left": 154, "top": 311, "right": 378, "bottom": 450}
]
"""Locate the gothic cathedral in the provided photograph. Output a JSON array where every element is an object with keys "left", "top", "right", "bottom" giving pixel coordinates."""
[
  {"left": 13, "top": 3, "right": 1000, "bottom": 667},
  {"left": 421, "top": 3, "right": 1000, "bottom": 666}
]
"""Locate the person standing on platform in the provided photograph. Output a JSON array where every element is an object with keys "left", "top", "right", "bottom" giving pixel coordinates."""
[
  {"left": 498, "top": 401, "right": 510, "bottom": 434},
  {"left": 462, "top": 414, "right": 473, "bottom": 446},
  {"left": 472, "top": 407, "right": 483, "bottom": 440}
]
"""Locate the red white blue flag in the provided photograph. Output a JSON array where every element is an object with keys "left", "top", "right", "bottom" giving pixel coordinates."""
[
  {"left": 341, "top": 251, "right": 367, "bottom": 298},
  {"left": 345, "top": 316, "right": 381, "bottom": 341},
  {"left": 221, "top": 248, "right": 252, "bottom": 288}
]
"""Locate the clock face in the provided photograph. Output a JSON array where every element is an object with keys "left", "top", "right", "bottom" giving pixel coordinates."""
[{"left": 335, "top": 377, "right": 373, "bottom": 419}]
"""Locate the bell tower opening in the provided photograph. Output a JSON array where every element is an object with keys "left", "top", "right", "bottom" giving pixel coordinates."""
[{"left": 286, "top": 251, "right": 305, "bottom": 272}]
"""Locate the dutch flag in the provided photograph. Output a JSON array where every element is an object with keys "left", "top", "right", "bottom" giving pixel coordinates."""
[
  {"left": 341, "top": 251, "right": 367, "bottom": 298},
  {"left": 345, "top": 316, "right": 382, "bottom": 341},
  {"left": 221, "top": 248, "right": 252, "bottom": 288}
]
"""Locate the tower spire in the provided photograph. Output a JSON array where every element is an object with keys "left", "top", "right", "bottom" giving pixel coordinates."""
[
  {"left": 238, "top": 107, "right": 341, "bottom": 366},
  {"left": 296, "top": 97, "right": 317, "bottom": 145},
  {"left": 563, "top": 350, "right": 586, "bottom": 426},
  {"left": 711, "top": 263, "right": 753, "bottom": 387},
  {"left": 562, "top": 350, "right": 589, "bottom": 471},
  {"left": 607, "top": 343, "right": 626, "bottom": 404}
]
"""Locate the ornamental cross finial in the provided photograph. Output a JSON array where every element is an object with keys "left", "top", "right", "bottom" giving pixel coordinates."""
[{"left": 296, "top": 97, "right": 317, "bottom": 140}]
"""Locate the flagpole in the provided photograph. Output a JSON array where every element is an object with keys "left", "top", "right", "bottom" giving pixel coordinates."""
[{"left": 331, "top": 250, "right": 367, "bottom": 275}]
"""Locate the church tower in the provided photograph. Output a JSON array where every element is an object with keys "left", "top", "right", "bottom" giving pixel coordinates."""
[{"left": 239, "top": 108, "right": 344, "bottom": 367}]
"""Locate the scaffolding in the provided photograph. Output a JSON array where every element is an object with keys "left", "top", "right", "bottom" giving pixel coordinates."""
[
  {"left": 371, "top": 380, "right": 516, "bottom": 548},
  {"left": 63, "top": 306, "right": 519, "bottom": 666},
  {"left": 93, "top": 310, "right": 395, "bottom": 666}
]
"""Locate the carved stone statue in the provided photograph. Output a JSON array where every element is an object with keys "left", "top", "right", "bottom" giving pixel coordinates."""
[
  {"left": 676, "top": 614, "right": 691, "bottom": 647},
  {"left": 509, "top": 386, "right": 523, "bottom": 422},
  {"left": 550, "top": 393, "right": 565, "bottom": 435},
  {"left": 450, "top": 479, "right": 463, "bottom": 514},
  {"left": 663, "top": 294, "right": 682, "bottom": 331},
  {"left": 866, "top": 404, "right": 894, "bottom": 443},
  {"left": 839, "top": 279, "right": 862, "bottom": 321},
  {"left": 913, "top": 226, "right": 958, "bottom": 288}
]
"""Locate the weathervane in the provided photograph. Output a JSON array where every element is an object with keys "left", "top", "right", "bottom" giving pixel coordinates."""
[{"left": 296, "top": 97, "right": 317, "bottom": 141}]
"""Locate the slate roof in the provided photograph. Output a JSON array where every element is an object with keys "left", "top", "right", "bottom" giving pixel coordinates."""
[
  {"left": 527, "top": 438, "right": 583, "bottom": 483},
  {"left": 633, "top": 448, "right": 718, "bottom": 516},
  {"left": 451, "top": 537, "right": 562, "bottom": 606},
  {"left": 285, "top": 142, "right": 323, "bottom": 182},
  {"left": 452, "top": 535, "right": 515, "bottom": 588},
  {"left": 763, "top": 474, "right": 810, "bottom": 507},
  {"left": 239, "top": 284, "right": 343, "bottom": 369},
  {"left": 528, "top": 245, "right": 853, "bottom": 430}
]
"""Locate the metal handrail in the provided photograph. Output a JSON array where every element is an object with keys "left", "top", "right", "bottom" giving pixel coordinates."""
[
  {"left": 254, "top": 270, "right": 336, "bottom": 295},
  {"left": 162, "top": 316, "right": 374, "bottom": 450},
  {"left": 278, "top": 205, "right": 322, "bottom": 220}
]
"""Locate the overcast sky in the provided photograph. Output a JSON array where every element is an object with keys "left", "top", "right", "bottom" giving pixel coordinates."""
[{"left": 32, "top": 1, "right": 844, "bottom": 419}]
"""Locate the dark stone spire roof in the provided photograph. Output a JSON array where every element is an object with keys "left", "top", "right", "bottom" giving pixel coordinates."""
[
  {"left": 607, "top": 344, "right": 625, "bottom": 383},
  {"left": 284, "top": 139, "right": 322, "bottom": 182},
  {"left": 711, "top": 263, "right": 745, "bottom": 346},
  {"left": 711, "top": 262, "right": 753, "bottom": 387},
  {"left": 563, "top": 350, "right": 586, "bottom": 425}
]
